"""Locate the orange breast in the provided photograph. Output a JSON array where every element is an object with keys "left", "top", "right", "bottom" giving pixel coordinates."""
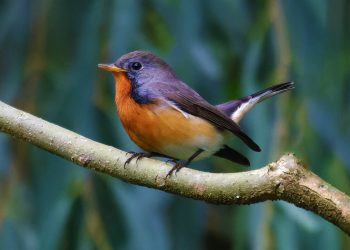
[{"left": 113, "top": 72, "right": 224, "bottom": 160}]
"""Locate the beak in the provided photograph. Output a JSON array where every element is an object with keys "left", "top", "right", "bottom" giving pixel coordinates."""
[{"left": 98, "top": 63, "right": 127, "bottom": 73}]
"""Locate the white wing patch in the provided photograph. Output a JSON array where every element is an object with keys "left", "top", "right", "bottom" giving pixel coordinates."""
[
  {"left": 169, "top": 102, "right": 190, "bottom": 119},
  {"left": 151, "top": 99, "right": 191, "bottom": 119}
]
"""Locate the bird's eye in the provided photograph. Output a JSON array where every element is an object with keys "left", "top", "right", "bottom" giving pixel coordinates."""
[{"left": 130, "top": 62, "right": 142, "bottom": 71}]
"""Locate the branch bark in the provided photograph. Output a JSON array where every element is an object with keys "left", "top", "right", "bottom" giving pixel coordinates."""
[{"left": 1, "top": 100, "right": 350, "bottom": 235}]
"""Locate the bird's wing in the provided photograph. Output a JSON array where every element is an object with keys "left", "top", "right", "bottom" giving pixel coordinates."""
[{"left": 152, "top": 82, "right": 261, "bottom": 152}]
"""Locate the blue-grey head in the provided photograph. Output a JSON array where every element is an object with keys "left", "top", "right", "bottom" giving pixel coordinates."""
[
  {"left": 98, "top": 51, "right": 177, "bottom": 86},
  {"left": 98, "top": 51, "right": 180, "bottom": 103}
]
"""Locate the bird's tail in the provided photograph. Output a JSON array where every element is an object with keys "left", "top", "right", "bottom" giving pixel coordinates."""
[{"left": 216, "top": 81, "right": 294, "bottom": 123}]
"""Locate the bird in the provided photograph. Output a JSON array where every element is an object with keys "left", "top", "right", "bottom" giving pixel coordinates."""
[{"left": 98, "top": 51, "right": 294, "bottom": 176}]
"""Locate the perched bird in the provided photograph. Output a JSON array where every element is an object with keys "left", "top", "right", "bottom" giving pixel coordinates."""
[{"left": 98, "top": 51, "right": 294, "bottom": 176}]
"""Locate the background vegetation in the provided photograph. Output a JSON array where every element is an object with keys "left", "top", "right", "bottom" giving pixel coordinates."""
[{"left": 1, "top": 0, "right": 349, "bottom": 249}]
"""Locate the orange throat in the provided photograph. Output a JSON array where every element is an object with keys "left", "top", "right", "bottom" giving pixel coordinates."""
[
  {"left": 113, "top": 72, "right": 132, "bottom": 106},
  {"left": 112, "top": 72, "right": 156, "bottom": 150}
]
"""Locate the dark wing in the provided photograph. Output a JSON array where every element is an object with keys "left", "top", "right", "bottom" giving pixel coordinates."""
[
  {"left": 154, "top": 82, "right": 261, "bottom": 152},
  {"left": 214, "top": 145, "right": 250, "bottom": 166}
]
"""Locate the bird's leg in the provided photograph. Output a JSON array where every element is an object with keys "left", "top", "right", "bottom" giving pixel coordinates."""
[
  {"left": 166, "top": 149, "right": 203, "bottom": 178},
  {"left": 124, "top": 151, "right": 162, "bottom": 168}
]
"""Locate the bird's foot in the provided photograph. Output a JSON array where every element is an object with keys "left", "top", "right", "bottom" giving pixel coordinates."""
[
  {"left": 166, "top": 160, "right": 187, "bottom": 178},
  {"left": 124, "top": 152, "right": 153, "bottom": 168},
  {"left": 165, "top": 149, "right": 203, "bottom": 178}
]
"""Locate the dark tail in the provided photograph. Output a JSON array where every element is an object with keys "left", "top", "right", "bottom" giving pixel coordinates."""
[
  {"left": 249, "top": 81, "right": 294, "bottom": 102},
  {"left": 216, "top": 81, "right": 294, "bottom": 123}
]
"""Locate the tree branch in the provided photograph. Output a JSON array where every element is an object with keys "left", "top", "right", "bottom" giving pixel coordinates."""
[{"left": 1, "top": 100, "right": 350, "bottom": 235}]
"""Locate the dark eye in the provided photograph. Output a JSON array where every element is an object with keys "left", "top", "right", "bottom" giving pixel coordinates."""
[{"left": 130, "top": 62, "right": 142, "bottom": 71}]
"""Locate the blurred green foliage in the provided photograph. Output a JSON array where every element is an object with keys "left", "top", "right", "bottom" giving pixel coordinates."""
[{"left": 0, "top": 0, "right": 350, "bottom": 249}]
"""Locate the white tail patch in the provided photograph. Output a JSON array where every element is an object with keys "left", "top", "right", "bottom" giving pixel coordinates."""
[{"left": 231, "top": 98, "right": 260, "bottom": 123}]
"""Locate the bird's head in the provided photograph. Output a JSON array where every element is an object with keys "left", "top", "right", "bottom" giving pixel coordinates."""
[{"left": 98, "top": 51, "right": 176, "bottom": 86}]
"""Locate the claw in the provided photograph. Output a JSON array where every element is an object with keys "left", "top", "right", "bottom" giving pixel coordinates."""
[
  {"left": 166, "top": 160, "right": 186, "bottom": 178},
  {"left": 165, "top": 149, "right": 203, "bottom": 178},
  {"left": 124, "top": 152, "right": 151, "bottom": 168}
]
